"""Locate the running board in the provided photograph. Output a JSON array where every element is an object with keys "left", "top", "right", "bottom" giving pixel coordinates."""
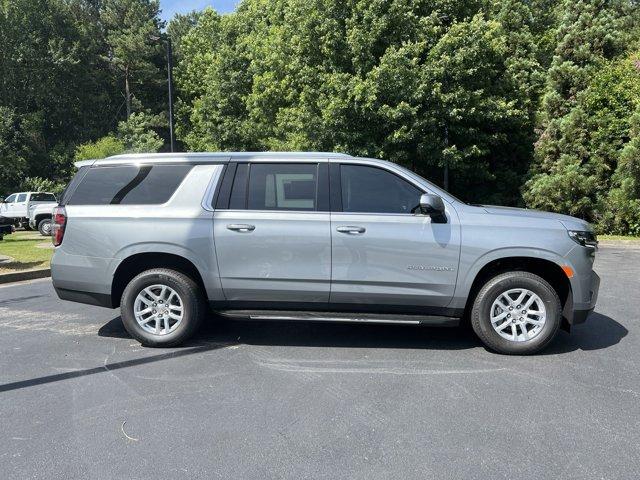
[{"left": 215, "top": 310, "right": 460, "bottom": 327}]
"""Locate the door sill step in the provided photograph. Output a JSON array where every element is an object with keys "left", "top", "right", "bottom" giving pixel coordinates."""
[{"left": 215, "top": 310, "right": 459, "bottom": 326}]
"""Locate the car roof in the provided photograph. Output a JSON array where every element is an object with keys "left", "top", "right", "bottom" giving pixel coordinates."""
[{"left": 76, "top": 152, "right": 354, "bottom": 167}]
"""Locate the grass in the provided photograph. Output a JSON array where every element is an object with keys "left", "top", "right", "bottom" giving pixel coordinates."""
[
  {"left": 599, "top": 234, "right": 640, "bottom": 242},
  {"left": 0, "top": 230, "right": 53, "bottom": 273}
]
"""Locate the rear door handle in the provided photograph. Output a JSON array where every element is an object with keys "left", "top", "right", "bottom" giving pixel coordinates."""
[
  {"left": 336, "top": 226, "right": 366, "bottom": 235},
  {"left": 227, "top": 224, "right": 255, "bottom": 232}
]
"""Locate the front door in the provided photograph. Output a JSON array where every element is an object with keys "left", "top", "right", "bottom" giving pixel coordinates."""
[
  {"left": 0, "top": 194, "right": 16, "bottom": 216},
  {"left": 214, "top": 161, "right": 331, "bottom": 304},
  {"left": 330, "top": 163, "right": 461, "bottom": 309}
]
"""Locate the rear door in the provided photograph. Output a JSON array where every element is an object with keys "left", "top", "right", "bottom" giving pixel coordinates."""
[
  {"left": 329, "top": 162, "right": 461, "bottom": 309},
  {"left": 213, "top": 160, "right": 331, "bottom": 304}
]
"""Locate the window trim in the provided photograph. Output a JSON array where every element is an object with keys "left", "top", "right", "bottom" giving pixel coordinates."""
[
  {"left": 217, "top": 162, "right": 329, "bottom": 213},
  {"left": 332, "top": 163, "right": 426, "bottom": 216}
]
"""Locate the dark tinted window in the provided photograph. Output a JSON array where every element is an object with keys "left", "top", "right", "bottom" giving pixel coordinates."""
[
  {"left": 31, "top": 193, "right": 56, "bottom": 202},
  {"left": 68, "top": 165, "right": 192, "bottom": 205},
  {"left": 60, "top": 166, "right": 88, "bottom": 205},
  {"left": 229, "top": 163, "right": 248, "bottom": 209},
  {"left": 340, "top": 164, "right": 422, "bottom": 214},
  {"left": 247, "top": 163, "right": 317, "bottom": 211}
]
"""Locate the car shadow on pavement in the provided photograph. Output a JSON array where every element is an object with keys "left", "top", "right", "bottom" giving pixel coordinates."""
[
  {"left": 98, "top": 310, "right": 627, "bottom": 354},
  {"left": 98, "top": 315, "right": 480, "bottom": 351},
  {"left": 0, "top": 312, "right": 626, "bottom": 394},
  {"left": 542, "top": 312, "right": 628, "bottom": 354}
]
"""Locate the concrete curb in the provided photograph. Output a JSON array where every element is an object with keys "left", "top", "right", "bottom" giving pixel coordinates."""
[{"left": 0, "top": 268, "right": 51, "bottom": 285}]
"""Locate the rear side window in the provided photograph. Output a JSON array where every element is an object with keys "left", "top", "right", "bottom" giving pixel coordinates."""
[
  {"left": 340, "top": 164, "right": 422, "bottom": 214},
  {"left": 16, "top": 194, "right": 27, "bottom": 202},
  {"left": 31, "top": 193, "right": 56, "bottom": 202},
  {"left": 247, "top": 163, "right": 317, "bottom": 211},
  {"left": 67, "top": 165, "right": 192, "bottom": 205}
]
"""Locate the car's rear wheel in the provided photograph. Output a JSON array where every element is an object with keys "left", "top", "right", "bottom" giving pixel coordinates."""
[
  {"left": 38, "top": 218, "right": 52, "bottom": 236},
  {"left": 120, "top": 268, "right": 205, "bottom": 347},
  {"left": 471, "top": 271, "right": 561, "bottom": 355}
]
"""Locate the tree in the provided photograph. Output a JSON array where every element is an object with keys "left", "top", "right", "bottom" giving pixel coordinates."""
[
  {"left": 100, "top": 0, "right": 164, "bottom": 119},
  {"left": 117, "top": 112, "right": 164, "bottom": 152},
  {"left": 0, "top": 107, "right": 28, "bottom": 194},
  {"left": 75, "top": 136, "right": 126, "bottom": 161},
  {"left": 524, "top": 0, "right": 638, "bottom": 221}
]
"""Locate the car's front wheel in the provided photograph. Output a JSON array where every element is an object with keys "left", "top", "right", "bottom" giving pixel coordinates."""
[
  {"left": 471, "top": 271, "right": 562, "bottom": 355},
  {"left": 120, "top": 268, "right": 205, "bottom": 347}
]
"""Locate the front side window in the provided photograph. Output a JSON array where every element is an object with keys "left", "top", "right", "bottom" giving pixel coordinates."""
[
  {"left": 16, "top": 194, "right": 27, "bottom": 203},
  {"left": 4, "top": 194, "right": 16, "bottom": 203},
  {"left": 247, "top": 163, "right": 317, "bottom": 211},
  {"left": 340, "top": 164, "right": 422, "bottom": 214},
  {"left": 67, "top": 165, "right": 192, "bottom": 205}
]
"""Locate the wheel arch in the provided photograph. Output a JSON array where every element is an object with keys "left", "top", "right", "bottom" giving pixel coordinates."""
[
  {"left": 111, "top": 252, "right": 208, "bottom": 308},
  {"left": 461, "top": 254, "right": 573, "bottom": 326},
  {"left": 34, "top": 213, "right": 52, "bottom": 223}
]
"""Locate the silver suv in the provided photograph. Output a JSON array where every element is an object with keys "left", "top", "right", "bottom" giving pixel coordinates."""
[{"left": 51, "top": 152, "right": 600, "bottom": 354}]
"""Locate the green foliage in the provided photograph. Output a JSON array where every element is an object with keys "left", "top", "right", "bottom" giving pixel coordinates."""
[
  {"left": 524, "top": 0, "right": 640, "bottom": 232},
  {"left": 602, "top": 107, "right": 640, "bottom": 235},
  {"left": 100, "top": 0, "right": 164, "bottom": 118},
  {"left": 117, "top": 112, "right": 164, "bottom": 153},
  {"left": 0, "top": 107, "right": 28, "bottom": 194},
  {"left": 74, "top": 136, "right": 126, "bottom": 161},
  {"left": 176, "top": 1, "right": 544, "bottom": 204},
  {"left": 19, "top": 177, "right": 65, "bottom": 195}
]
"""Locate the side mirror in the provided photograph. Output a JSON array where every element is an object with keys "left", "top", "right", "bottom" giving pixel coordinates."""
[{"left": 419, "top": 193, "right": 447, "bottom": 222}]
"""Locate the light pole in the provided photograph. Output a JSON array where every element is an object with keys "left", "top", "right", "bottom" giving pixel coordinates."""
[
  {"left": 151, "top": 34, "right": 176, "bottom": 152},
  {"left": 166, "top": 37, "right": 175, "bottom": 152}
]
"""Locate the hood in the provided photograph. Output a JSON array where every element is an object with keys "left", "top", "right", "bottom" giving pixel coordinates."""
[{"left": 479, "top": 205, "right": 592, "bottom": 231}]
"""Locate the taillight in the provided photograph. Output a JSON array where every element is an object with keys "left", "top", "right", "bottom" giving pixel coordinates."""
[{"left": 52, "top": 206, "right": 67, "bottom": 247}]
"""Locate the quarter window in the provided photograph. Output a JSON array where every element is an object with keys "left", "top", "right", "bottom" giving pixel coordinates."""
[
  {"left": 340, "top": 164, "right": 422, "bottom": 214},
  {"left": 67, "top": 165, "right": 192, "bottom": 205},
  {"left": 247, "top": 163, "right": 317, "bottom": 211}
]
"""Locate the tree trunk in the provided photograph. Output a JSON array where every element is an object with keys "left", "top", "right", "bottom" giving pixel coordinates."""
[{"left": 125, "top": 66, "right": 131, "bottom": 119}]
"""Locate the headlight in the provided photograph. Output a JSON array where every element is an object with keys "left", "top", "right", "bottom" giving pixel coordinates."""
[{"left": 568, "top": 230, "right": 598, "bottom": 249}]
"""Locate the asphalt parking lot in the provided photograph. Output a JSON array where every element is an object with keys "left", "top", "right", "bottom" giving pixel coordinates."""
[{"left": 1, "top": 246, "right": 638, "bottom": 480}]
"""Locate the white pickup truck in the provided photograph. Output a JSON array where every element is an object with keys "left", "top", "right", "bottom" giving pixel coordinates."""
[
  {"left": 0, "top": 192, "right": 57, "bottom": 234},
  {"left": 28, "top": 201, "right": 58, "bottom": 235}
]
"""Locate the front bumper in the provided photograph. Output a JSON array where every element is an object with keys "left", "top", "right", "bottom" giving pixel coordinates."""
[{"left": 565, "top": 270, "right": 600, "bottom": 325}]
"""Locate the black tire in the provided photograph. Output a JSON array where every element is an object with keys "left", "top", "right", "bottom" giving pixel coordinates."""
[
  {"left": 38, "top": 218, "right": 52, "bottom": 236},
  {"left": 471, "top": 271, "right": 561, "bottom": 355},
  {"left": 120, "top": 268, "right": 205, "bottom": 347}
]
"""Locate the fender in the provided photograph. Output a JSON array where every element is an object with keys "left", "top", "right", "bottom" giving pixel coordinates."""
[{"left": 450, "top": 246, "right": 571, "bottom": 307}]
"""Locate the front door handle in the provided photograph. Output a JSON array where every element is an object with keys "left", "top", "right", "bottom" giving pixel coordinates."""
[
  {"left": 227, "top": 224, "right": 255, "bottom": 232},
  {"left": 336, "top": 226, "right": 366, "bottom": 235}
]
